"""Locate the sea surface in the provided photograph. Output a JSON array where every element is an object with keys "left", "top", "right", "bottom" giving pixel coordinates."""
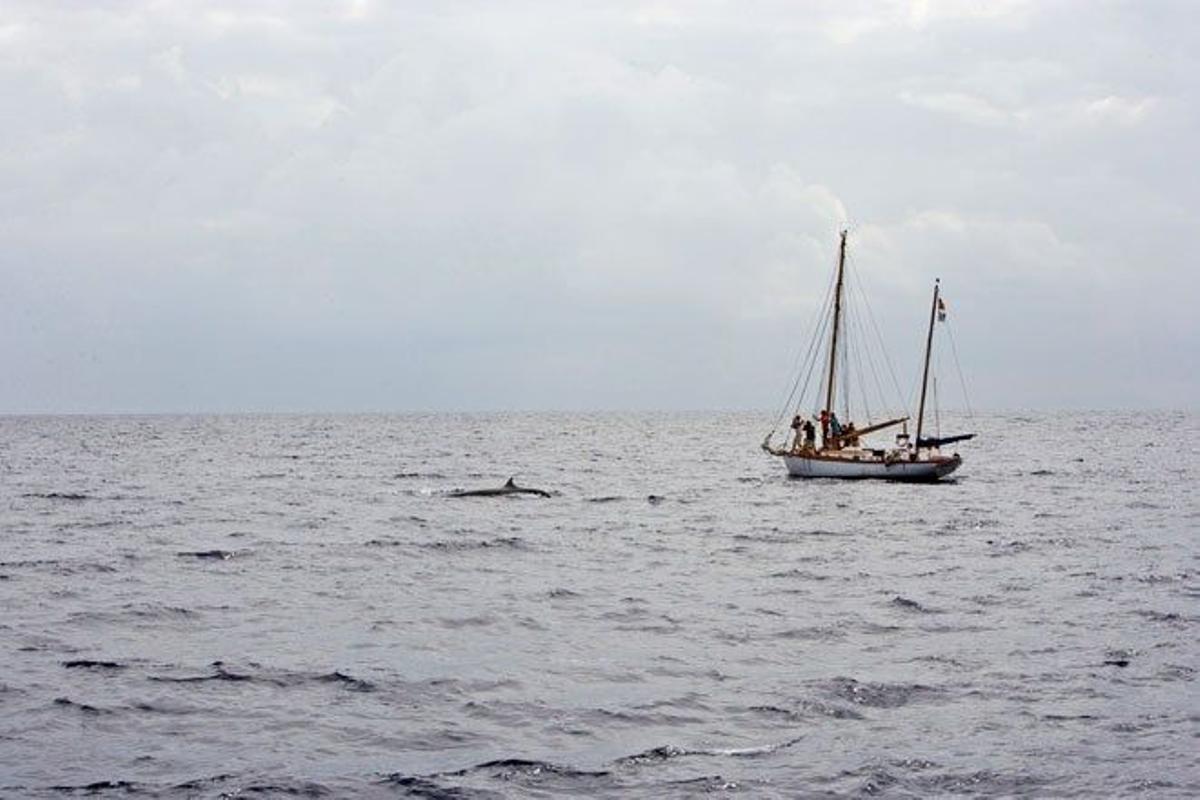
[{"left": 0, "top": 411, "right": 1197, "bottom": 798}]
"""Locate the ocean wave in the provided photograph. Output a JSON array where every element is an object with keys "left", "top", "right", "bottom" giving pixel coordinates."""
[
  {"left": 176, "top": 549, "right": 240, "bottom": 561},
  {"left": 150, "top": 662, "right": 263, "bottom": 685},
  {"left": 69, "top": 604, "right": 197, "bottom": 625},
  {"left": 751, "top": 699, "right": 865, "bottom": 721},
  {"left": 382, "top": 758, "right": 610, "bottom": 796},
  {"left": 771, "top": 625, "right": 845, "bottom": 641},
  {"left": 0, "top": 559, "right": 117, "bottom": 575},
  {"left": 21, "top": 492, "right": 93, "bottom": 501},
  {"left": 890, "top": 595, "right": 934, "bottom": 612},
  {"left": 616, "top": 737, "right": 802, "bottom": 765},
  {"left": 420, "top": 537, "right": 527, "bottom": 552},
  {"left": 821, "top": 677, "right": 943, "bottom": 709},
  {"left": 53, "top": 697, "right": 107, "bottom": 715},
  {"left": 62, "top": 659, "right": 125, "bottom": 670},
  {"left": 379, "top": 774, "right": 483, "bottom": 798},
  {"left": 446, "top": 758, "right": 610, "bottom": 779},
  {"left": 149, "top": 662, "right": 377, "bottom": 693},
  {"left": 47, "top": 780, "right": 140, "bottom": 794},
  {"left": 315, "top": 670, "right": 376, "bottom": 692}
]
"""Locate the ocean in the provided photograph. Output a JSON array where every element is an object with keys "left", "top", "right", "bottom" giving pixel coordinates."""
[{"left": 1, "top": 411, "right": 1196, "bottom": 798}]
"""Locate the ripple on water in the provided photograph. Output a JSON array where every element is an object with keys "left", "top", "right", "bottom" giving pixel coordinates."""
[
  {"left": 819, "top": 677, "right": 945, "bottom": 709},
  {"left": 1, "top": 411, "right": 1195, "bottom": 797}
]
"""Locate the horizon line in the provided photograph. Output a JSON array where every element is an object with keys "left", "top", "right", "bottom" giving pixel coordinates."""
[{"left": 0, "top": 406, "right": 1195, "bottom": 417}]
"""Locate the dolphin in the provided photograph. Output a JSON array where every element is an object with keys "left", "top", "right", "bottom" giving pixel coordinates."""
[{"left": 447, "top": 477, "right": 552, "bottom": 499}]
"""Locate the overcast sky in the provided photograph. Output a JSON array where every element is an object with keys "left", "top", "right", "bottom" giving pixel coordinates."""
[{"left": 1, "top": 1, "right": 1196, "bottom": 413}]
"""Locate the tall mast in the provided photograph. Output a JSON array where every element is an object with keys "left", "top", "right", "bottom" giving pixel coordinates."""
[
  {"left": 824, "top": 230, "right": 848, "bottom": 416},
  {"left": 915, "top": 279, "right": 940, "bottom": 449}
]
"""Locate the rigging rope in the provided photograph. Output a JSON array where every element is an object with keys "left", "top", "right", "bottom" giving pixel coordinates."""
[
  {"left": 839, "top": 311, "right": 851, "bottom": 420},
  {"left": 857, "top": 269, "right": 908, "bottom": 409},
  {"left": 933, "top": 357, "right": 942, "bottom": 437},
  {"left": 800, "top": 243, "right": 844, "bottom": 413},
  {"left": 847, "top": 282, "right": 893, "bottom": 423},
  {"left": 846, "top": 302, "right": 873, "bottom": 424},
  {"left": 905, "top": 327, "right": 923, "bottom": 415},
  {"left": 844, "top": 255, "right": 909, "bottom": 425},
  {"left": 794, "top": 294, "right": 834, "bottom": 429},
  {"left": 943, "top": 319, "right": 975, "bottom": 423},
  {"left": 801, "top": 301, "right": 833, "bottom": 413},
  {"left": 766, "top": 252, "right": 838, "bottom": 438}
]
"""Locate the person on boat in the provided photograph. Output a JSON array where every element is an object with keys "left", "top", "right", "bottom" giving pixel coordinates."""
[
  {"left": 803, "top": 419, "right": 816, "bottom": 450},
  {"left": 829, "top": 412, "right": 843, "bottom": 448},
  {"left": 818, "top": 409, "right": 830, "bottom": 445},
  {"left": 789, "top": 414, "right": 805, "bottom": 453},
  {"left": 843, "top": 422, "right": 859, "bottom": 448}
]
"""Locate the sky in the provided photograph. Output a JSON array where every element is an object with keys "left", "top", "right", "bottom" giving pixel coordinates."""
[{"left": 1, "top": 0, "right": 1197, "bottom": 413}]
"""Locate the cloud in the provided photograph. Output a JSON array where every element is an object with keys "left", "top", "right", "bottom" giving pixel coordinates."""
[
  {"left": 898, "top": 90, "right": 1015, "bottom": 127},
  {"left": 906, "top": 0, "right": 1035, "bottom": 29},
  {"left": 1084, "top": 94, "right": 1157, "bottom": 126},
  {"left": 0, "top": 0, "right": 1196, "bottom": 411}
]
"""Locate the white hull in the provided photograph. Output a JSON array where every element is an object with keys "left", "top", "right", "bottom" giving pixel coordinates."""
[{"left": 781, "top": 451, "right": 960, "bottom": 481}]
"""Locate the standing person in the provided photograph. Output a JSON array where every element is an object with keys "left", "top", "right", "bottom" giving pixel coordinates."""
[
  {"left": 789, "top": 414, "right": 805, "bottom": 453},
  {"left": 843, "top": 422, "right": 858, "bottom": 448},
  {"left": 819, "top": 409, "right": 830, "bottom": 446},
  {"left": 829, "top": 412, "right": 843, "bottom": 446},
  {"left": 803, "top": 419, "right": 816, "bottom": 450}
]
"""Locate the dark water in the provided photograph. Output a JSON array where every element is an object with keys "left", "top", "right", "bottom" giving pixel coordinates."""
[{"left": 1, "top": 412, "right": 1197, "bottom": 798}]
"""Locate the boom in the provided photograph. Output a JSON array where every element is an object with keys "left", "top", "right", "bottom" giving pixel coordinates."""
[{"left": 830, "top": 415, "right": 908, "bottom": 445}]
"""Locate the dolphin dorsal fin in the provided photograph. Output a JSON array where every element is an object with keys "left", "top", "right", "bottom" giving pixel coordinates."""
[{"left": 505, "top": 477, "right": 516, "bottom": 487}]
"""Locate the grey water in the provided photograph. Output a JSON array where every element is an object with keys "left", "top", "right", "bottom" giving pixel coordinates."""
[{"left": 1, "top": 411, "right": 1196, "bottom": 798}]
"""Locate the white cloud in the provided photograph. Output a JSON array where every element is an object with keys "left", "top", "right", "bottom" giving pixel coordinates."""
[
  {"left": 860, "top": 211, "right": 1090, "bottom": 287},
  {"left": 1084, "top": 94, "right": 1157, "bottom": 126},
  {"left": 899, "top": 90, "right": 1015, "bottom": 126},
  {"left": 824, "top": 15, "right": 888, "bottom": 45},
  {"left": 0, "top": 0, "right": 1195, "bottom": 411},
  {"left": 906, "top": 0, "right": 1034, "bottom": 29},
  {"left": 825, "top": 0, "right": 1034, "bottom": 43}
]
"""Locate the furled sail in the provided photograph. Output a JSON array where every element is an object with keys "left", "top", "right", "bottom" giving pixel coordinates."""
[{"left": 916, "top": 433, "right": 975, "bottom": 449}]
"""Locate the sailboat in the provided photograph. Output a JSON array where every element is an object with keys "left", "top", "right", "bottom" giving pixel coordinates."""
[{"left": 762, "top": 230, "right": 973, "bottom": 481}]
